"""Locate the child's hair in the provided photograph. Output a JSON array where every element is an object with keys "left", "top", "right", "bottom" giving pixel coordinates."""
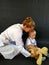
[
  {"left": 22, "top": 17, "right": 35, "bottom": 28},
  {"left": 29, "top": 30, "right": 36, "bottom": 36}
]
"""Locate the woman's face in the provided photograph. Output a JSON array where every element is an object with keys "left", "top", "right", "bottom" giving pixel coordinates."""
[
  {"left": 24, "top": 25, "right": 34, "bottom": 33},
  {"left": 24, "top": 27, "right": 31, "bottom": 32},
  {"left": 23, "top": 25, "right": 31, "bottom": 32}
]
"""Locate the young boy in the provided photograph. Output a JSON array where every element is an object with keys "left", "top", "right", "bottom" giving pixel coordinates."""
[
  {"left": 26, "top": 30, "right": 38, "bottom": 57},
  {"left": 26, "top": 30, "right": 49, "bottom": 65},
  {"left": 26, "top": 30, "right": 49, "bottom": 59}
]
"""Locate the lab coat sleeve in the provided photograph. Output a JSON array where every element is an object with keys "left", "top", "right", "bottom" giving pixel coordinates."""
[{"left": 20, "top": 47, "right": 31, "bottom": 57}]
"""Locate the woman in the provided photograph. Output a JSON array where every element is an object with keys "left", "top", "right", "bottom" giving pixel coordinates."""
[{"left": 0, "top": 17, "right": 35, "bottom": 59}]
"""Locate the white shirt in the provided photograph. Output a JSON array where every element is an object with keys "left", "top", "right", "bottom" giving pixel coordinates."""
[{"left": 26, "top": 38, "right": 37, "bottom": 47}]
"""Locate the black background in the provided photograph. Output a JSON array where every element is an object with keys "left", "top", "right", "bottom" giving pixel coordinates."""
[
  {"left": 0, "top": 0, "right": 49, "bottom": 65},
  {"left": 0, "top": 0, "right": 49, "bottom": 40}
]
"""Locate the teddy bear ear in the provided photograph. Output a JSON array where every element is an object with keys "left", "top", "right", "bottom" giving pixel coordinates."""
[
  {"left": 28, "top": 49, "right": 32, "bottom": 52},
  {"left": 28, "top": 49, "right": 34, "bottom": 54}
]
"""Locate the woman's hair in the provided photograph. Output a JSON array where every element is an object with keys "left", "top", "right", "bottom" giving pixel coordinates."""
[{"left": 22, "top": 17, "right": 35, "bottom": 28}]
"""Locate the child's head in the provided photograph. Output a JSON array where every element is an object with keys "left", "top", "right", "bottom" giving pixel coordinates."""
[{"left": 29, "top": 30, "right": 36, "bottom": 39}]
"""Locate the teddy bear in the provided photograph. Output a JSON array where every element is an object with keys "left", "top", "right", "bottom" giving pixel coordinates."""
[{"left": 27, "top": 46, "right": 48, "bottom": 65}]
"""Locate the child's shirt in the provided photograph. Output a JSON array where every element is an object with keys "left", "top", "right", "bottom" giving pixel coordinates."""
[{"left": 26, "top": 38, "right": 37, "bottom": 47}]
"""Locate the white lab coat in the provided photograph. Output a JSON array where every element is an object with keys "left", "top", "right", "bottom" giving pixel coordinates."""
[{"left": 0, "top": 24, "right": 31, "bottom": 59}]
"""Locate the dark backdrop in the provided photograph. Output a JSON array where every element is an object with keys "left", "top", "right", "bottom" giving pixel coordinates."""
[
  {"left": 0, "top": 0, "right": 49, "bottom": 65},
  {"left": 0, "top": 0, "right": 49, "bottom": 47}
]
